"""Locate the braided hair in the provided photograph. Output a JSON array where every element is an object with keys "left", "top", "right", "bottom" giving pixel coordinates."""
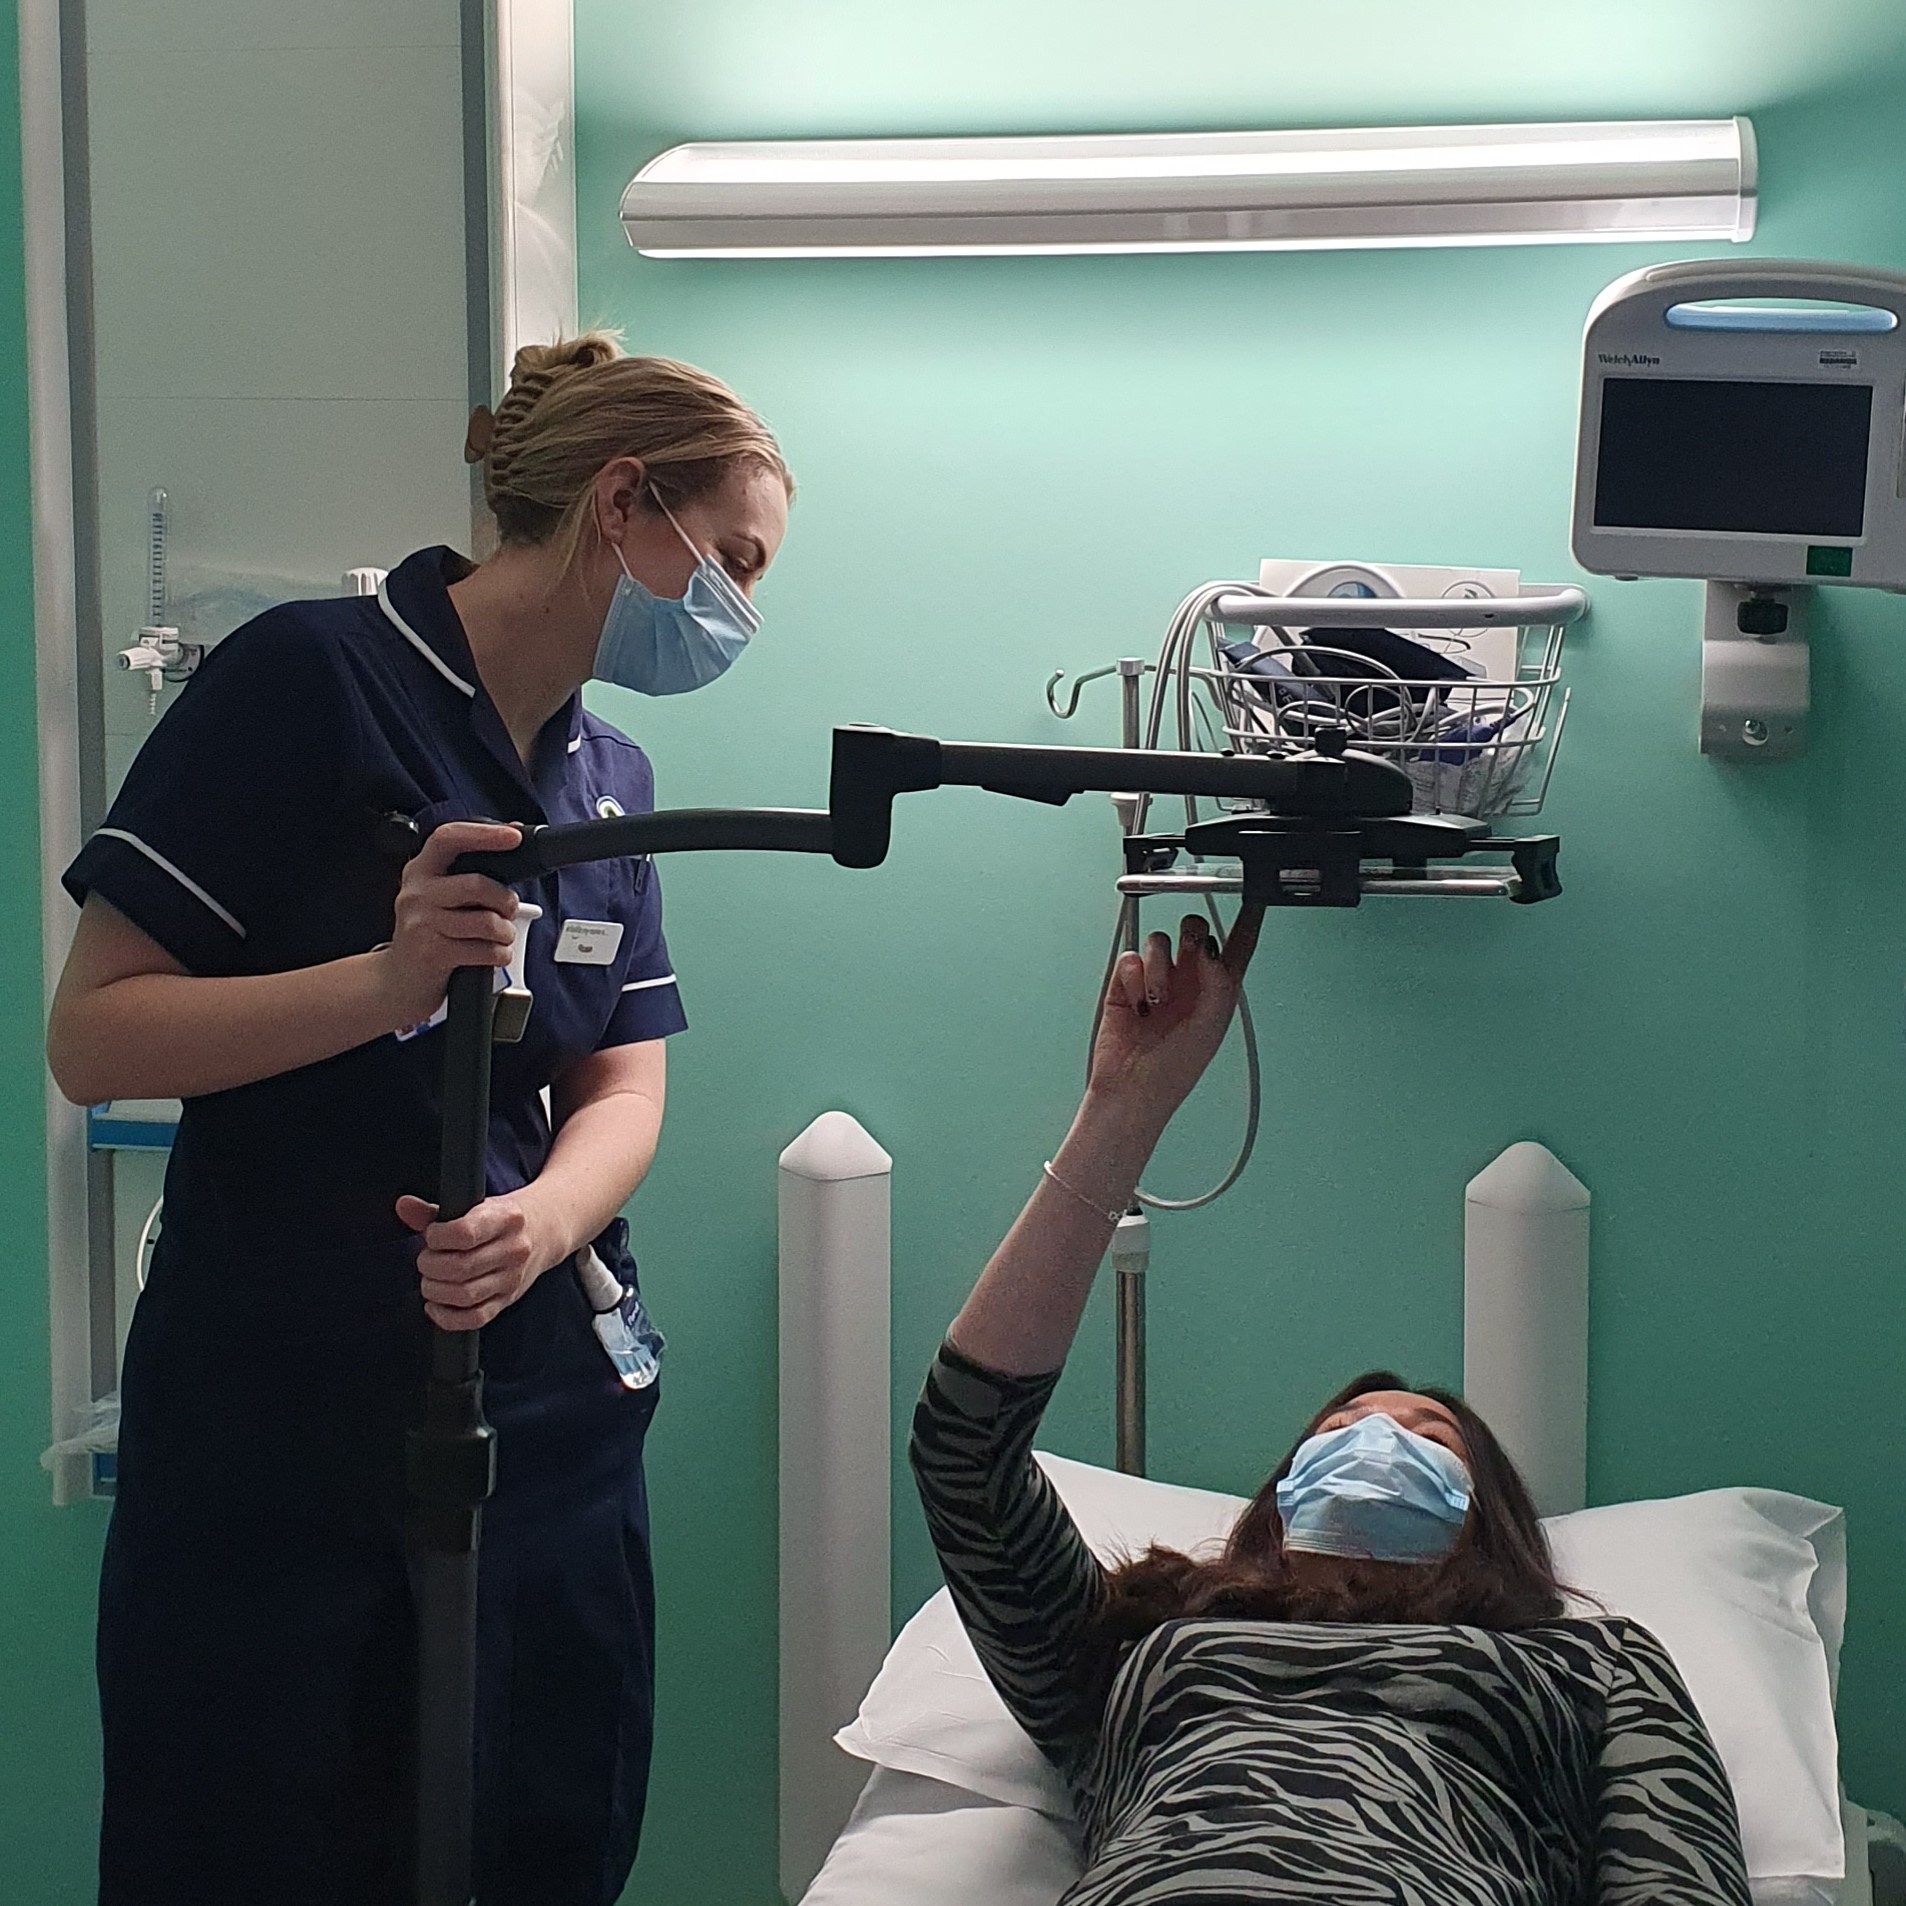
[{"left": 464, "top": 332, "right": 790, "bottom": 569}]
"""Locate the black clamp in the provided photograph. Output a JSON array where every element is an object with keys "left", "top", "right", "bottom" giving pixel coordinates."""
[{"left": 405, "top": 1374, "right": 497, "bottom": 1554}]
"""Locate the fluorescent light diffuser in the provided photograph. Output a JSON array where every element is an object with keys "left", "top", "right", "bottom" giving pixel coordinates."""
[{"left": 620, "top": 118, "right": 1756, "bottom": 259}]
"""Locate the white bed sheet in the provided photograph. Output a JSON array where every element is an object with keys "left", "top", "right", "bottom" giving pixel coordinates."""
[
  {"left": 800, "top": 1766, "right": 1078, "bottom": 1906},
  {"left": 802, "top": 1768, "right": 1876, "bottom": 1906}
]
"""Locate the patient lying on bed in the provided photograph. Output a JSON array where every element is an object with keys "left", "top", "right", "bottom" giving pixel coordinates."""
[{"left": 911, "top": 909, "right": 1751, "bottom": 1906}]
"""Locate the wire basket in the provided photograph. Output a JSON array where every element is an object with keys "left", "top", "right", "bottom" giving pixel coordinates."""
[{"left": 1210, "top": 618, "right": 1570, "bottom": 821}]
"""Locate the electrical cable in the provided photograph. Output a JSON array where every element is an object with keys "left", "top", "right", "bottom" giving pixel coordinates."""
[
  {"left": 1084, "top": 578, "right": 1278, "bottom": 1211},
  {"left": 1134, "top": 896, "right": 1262, "bottom": 1212}
]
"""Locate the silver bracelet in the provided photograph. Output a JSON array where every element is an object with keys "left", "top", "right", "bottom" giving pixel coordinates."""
[{"left": 1041, "top": 1160, "right": 1127, "bottom": 1226}]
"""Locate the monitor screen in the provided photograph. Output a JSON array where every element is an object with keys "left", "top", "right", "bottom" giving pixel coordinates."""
[{"left": 1593, "top": 377, "right": 1872, "bottom": 538}]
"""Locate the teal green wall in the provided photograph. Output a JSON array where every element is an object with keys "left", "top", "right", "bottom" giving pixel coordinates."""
[
  {"left": 0, "top": 3, "right": 110, "bottom": 1898},
  {"left": 573, "top": 3, "right": 1906, "bottom": 1899}
]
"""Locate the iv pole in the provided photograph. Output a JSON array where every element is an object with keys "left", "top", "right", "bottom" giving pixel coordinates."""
[
  {"left": 1112, "top": 660, "right": 1147, "bottom": 1477},
  {"left": 404, "top": 721, "right": 1554, "bottom": 1905}
]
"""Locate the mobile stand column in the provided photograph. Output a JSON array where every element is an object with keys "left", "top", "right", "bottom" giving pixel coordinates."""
[
  {"left": 408, "top": 961, "right": 505, "bottom": 1906},
  {"left": 404, "top": 810, "right": 835, "bottom": 1906}
]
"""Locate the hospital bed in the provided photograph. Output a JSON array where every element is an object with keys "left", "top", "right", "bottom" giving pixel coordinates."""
[
  {"left": 772, "top": 1116, "right": 1895, "bottom": 1906},
  {"left": 802, "top": 1450, "right": 1895, "bottom": 1906},
  {"left": 744, "top": 713, "right": 1897, "bottom": 1903}
]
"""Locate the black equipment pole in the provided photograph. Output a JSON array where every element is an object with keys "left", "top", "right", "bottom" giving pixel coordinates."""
[
  {"left": 410, "top": 964, "right": 501, "bottom": 1906},
  {"left": 403, "top": 811, "right": 831, "bottom": 1906}
]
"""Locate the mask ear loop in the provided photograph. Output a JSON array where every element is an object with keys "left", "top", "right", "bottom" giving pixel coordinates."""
[
  {"left": 653, "top": 484, "right": 762, "bottom": 636},
  {"left": 648, "top": 485, "right": 705, "bottom": 564},
  {"left": 634, "top": 481, "right": 761, "bottom": 630},
  {"left": 597, "top": 478, "right": 642, "bottom": 593},
  {"left": 599, "top": 474, "right": 691, "bottom": 584},
  {"left": 603, "top": 501, "right": 705, "bottom": 596}
]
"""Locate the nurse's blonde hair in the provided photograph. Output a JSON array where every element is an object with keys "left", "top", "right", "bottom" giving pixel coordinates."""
[{"left": 466, "top": 332, "right": 790, "bottom": 569}]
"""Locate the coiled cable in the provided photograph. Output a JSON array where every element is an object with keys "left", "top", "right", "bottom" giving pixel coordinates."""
[{"left": 1087, "top": 581, "right": 1274, "bottom": 1211}]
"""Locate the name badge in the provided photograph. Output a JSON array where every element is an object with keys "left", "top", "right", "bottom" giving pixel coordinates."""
[{"left": 554, "top": 919, "right": 624, "bottom": 966}]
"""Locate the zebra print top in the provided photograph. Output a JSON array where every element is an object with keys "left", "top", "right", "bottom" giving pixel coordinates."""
[{"left": 910, "top": 1341, "right": 1754, "bottom": 1906}]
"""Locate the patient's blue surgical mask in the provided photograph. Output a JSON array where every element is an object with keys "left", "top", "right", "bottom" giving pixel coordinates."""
[
  {"left": 1275, "top": 1413, "right": 1472, "bottom": 1564},
  {"left": 593, "top": 497, "right": 761, "bottom": 697}
]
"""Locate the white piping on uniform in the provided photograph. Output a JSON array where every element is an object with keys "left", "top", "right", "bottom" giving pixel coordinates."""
[
  {"left": 94, "top": 828, "right": 247, "bottom": 939},
  {"left": 620, "top": 973, "right": 677, "bottom": 993},
  {"left": 375, "top": 578, "right": 476, "bottom": 698}
]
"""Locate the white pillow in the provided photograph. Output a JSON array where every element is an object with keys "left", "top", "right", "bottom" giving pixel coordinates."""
[
  {"left": 801, "top": 1767, "right": 1081, "bottom": 1906},
  {"left": 839, "top": 1455, "right": 1846, "bottom": 1896},
  {"left": 1546, "top": 1489, "right": 1846, "bottom": 1902}
]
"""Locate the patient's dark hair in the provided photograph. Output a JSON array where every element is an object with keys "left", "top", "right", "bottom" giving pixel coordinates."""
[{"left": 1083, "top": 1371, "right": 1566, "bottom": 1699}]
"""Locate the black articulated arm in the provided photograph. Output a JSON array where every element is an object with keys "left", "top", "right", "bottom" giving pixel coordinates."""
[
  {"left": 446, "top": 727, "right": 1417, "bottom": 884},
  {"left": 443, "top": 725, "right": 1499, "bottom": 898},
  {"left": 823, "top": 723, "right": 1414, "bottom": 868},
  {"left": 450, "top": 806, "right": 835, "bottom": 883}
]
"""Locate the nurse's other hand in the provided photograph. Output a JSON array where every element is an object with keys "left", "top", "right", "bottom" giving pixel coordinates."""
[
  {"left": 376, "top": 821, "right": 524, "bottom": 1031},
  {"left": 396, "top": 1190, "right": 560, "bottom": 1331}
]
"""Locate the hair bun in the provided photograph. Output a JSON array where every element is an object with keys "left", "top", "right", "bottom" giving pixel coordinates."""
[
  {"left": 477, "top": 336, "right": 789, "bottom": 555},
  {"left": 485, "top": 332, "right": 626, "bottom": 483},
  {"left": 508, "top": 332, "right": 623, "bottom": 393}
]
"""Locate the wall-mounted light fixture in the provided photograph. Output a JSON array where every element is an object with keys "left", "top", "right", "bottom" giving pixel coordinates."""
[{"left": 621, "top": 118, "right": 1755, "bottom": 259}]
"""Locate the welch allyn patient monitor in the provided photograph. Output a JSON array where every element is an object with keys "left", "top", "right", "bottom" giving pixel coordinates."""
[{"left": 1572, "top": 258, "right": 1906, "bottom": 759}]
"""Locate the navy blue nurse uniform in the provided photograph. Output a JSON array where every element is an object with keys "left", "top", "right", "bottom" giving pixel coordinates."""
[{"left": 64, "top": 547, "right": 686, "bottom": 1906}]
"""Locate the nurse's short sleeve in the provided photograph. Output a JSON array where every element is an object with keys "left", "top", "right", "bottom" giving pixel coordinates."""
[
  {"left": 599, "top": 861, "right": 687, "bottom": 1048},
  {"left": 62, "top": 612, "right": 350, "bottom": 977}
]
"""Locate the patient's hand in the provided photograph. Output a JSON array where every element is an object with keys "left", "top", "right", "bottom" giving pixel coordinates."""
[
  {"left": 1086, "top": 905, "right": 1262, "bottom": 1131},
  {"left": 940, "top": 905, "right": 1265, "bottom": 1379}
]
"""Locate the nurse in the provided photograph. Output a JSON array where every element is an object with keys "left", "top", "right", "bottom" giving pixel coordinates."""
[{"left": 46, "top": 334, "right": 790, "bottom": 1906}]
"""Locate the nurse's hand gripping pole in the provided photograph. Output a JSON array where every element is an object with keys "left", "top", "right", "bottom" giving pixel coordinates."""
[{"left": 407, "top": 721, "right": 1555, "bottom": 1905}]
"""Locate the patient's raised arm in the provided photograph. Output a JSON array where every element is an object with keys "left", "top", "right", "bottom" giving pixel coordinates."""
[
  {"left": 945, "top": 906, "right": 1261, "bottom": 1377},
  {"left": 910, "top": 905, "right": 1260, "bottom": 1785}
]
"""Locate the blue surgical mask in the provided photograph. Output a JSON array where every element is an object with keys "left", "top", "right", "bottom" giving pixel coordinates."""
[
  {"left": 1274, "top": 1412, "right": 1472, "bottom": 1564},
  {"left": 592, "top": 498, "right": 761, "bottom": 697}
]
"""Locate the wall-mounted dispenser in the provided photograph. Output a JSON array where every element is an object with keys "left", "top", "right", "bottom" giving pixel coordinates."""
[{"left": 115, "top": 489, "right": 201, "bottom": 716}]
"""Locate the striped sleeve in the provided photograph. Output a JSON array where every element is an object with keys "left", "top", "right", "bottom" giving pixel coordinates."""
[
  {"left": 908, "top": 1340, "right": 1110, "bottom": 1795},
  {"left": 1592, "top": 1618, "right": 1754, "bottom": 1904}
]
